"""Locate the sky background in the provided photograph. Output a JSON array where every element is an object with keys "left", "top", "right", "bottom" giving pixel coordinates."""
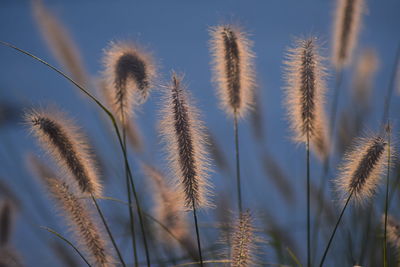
[{"left": 1, "top": 0, "right": 400, "bottom": 266}]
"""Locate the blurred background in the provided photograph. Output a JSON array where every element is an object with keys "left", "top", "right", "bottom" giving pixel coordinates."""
[{"left": 1, "top": 0, "right": 400, "bottom": 266}]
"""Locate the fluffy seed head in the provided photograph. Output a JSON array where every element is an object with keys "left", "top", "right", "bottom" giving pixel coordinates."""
[
  {"left": 352, "top": 48, "right": 379, "bottom": 104},
  {"left": 103, "top": 41, "right": 156, "bottom": 122},
  {"left": 209, "top": 25, "right": 255, "bottom": 118},
  {"left": 160, "top": 73, "right": 212, "bottom": 210},
  {"left": 33, "top": 0, "right": 88, "bottom": 86},
  {"left": 46, "top": 178, "right": 112, "bottom": 267},
  {"left": 25, "top": 109, "right": 102, "bottom": 196},
  {"left": 384, "top": 215, "right": 400, "bottom": 250},
  {"left": 231, "top": 210, "right": 256, "bottom": 267},
  {"left": 336, "top": 135, "right": 391, "bottom": 204},
  {"left": 284, "top": 37, "right": 330, "bottom": 159},
  {"left": 332, "top": 0, "right": 364, "bottom": 68},
  {"left": 143, "top": 164, "right": 189, "bottom": 244}
]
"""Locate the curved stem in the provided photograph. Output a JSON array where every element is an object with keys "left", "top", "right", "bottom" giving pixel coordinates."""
[
  {"left": 90, "top": 194, "right": 126, "bottom": 267},
  {"left": 40, "top": 226, "right": 92, "bottom": 267},
  {"left": 234, "top": 114, "right": 242, "bottom": 214},
  {"left": 319, "top": 190, "right": 353, "bottom": 267}
]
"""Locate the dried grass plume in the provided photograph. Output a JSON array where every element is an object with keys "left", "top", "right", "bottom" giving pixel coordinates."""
[
  {"left": 336, "top": 134, "right": 391, "bottom": 204},
  {"left": 103, "top": 41, "right": 156, "bottom": 122},
  {"left": 209, "top": 25, "right": 255, "bottom": 118},
  {"left": 160, "top": 73, "right": 212, "bottom": 209},
  {"left": 25, "top": 109, "right": 102, "bottom": 196},
  {"left": 231, "top": 210, "right": 256, "bottom": 267},
  {"left": 46, "top": 178, "right": 112, "bottom": 267},
  {"left": 284, "top": 37, "right": 330, "bottom": 159},
  {"left": 143, "top": 164, "right": 189, "bottom": 244},
  {"left": 332, "top": 0, "right": 364, "bottom": 68}
]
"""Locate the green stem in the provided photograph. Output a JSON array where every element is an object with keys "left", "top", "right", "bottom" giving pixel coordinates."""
[
  {"left": 192, "top": 203, "right": 204, "bottom": 267},
  {"left": 306, "top": 133, "right": 310, "bottom": 267},
  {"left": 234, "top": 114, "right": 242, "bottom": 214},
  {"left": 122, "top": 125, "right": 139, "bottom": 267},
  {"left": 311, "top": 69, "right": 343, "bottom": 264},
  {"left": 319, "top": 190, "right": 353, "bottom": 267},
  {"left": 383, "top": 126, "right": 391, "bottom": 267},
  {"left": 40, "top": 226, "right": 92, "bottom": 267},
  {"left": 90, "top": 194, "right": 126, "bottom": 267}
]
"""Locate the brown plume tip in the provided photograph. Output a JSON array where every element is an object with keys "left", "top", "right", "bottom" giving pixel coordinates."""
[
  {"left": 332, "top": 0, "right": 364, "bottom": 68},
  {"left": 209, "top": 25, "right": 255, "bottom": 118},
  {"left": 103, "top": 41, "right": 156, "bottom": 122},
  {"left": 336, "top": 134, "right": 392, "bottom": 204},
  {"left": 46, "top": 178, "right": 112, "bottom": 266},
  {"left": 25, "top": 109, "right": 102, "bottom": 196},
  {"left": 284, "top": 37, "right": 330, "bottom": 159},
  {"left": 160, "top": 73, "right": 213, "bottom": 210}
]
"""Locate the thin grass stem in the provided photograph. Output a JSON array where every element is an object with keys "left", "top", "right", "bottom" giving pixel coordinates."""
[
  {"left": 122, "top": 126, "right": 139, "bottom": 267},
  {"left": 234, "top": 114, "right": 242, "bottom": 214},
  {"left": 306, "top": 133, "right": 311, "bottom": 267},
  {"left": 319, "top": 190, "right": 354, "bottom": 267},
  {"left": 40, "top": 226, "right": 92, "bottom": 267},
  {"left": 383, "top": 124, "right": 391, "bottom": 267},
  {"left": 192, "top": 203, "right": 204, "bottom": 267},
  {"left": 90, "top": 194, "right": 126, "bottom": 267}
]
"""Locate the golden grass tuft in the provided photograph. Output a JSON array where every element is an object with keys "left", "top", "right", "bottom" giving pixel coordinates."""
[
  {"left": 26, "top": 109, "right": 102, "bottom": 196},
  {"left": 32, "top": 0, "right": 88, "bottom": 87},
  {"left": 284, "top": 37, "right": 330, "bottom": 159},
  {"left": 336, "top": 135, "right": 392, "bottom": 204},
  {"left": 231, "top": 210, "right": 256, "bottom": 267},
  {"left": 46, "top": 178, "right": 112, "bottom": 267},
  {"left": 103, "top": 41, "right": 156, "bottom": 123},
  {"left": 159, "top": 73, "right": 212, "bottom": 210},
  {"left": 209, "top": 25, "right": 255, "bottom": 118},
  {"left": 332, "top": 0, "right": 364, "bottom": 68}
]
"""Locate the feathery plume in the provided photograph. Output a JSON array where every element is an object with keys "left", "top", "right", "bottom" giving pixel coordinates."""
[
  {"left": 33, "top": 0, "right": 88, "bottom": 86},
  {"left": 284, "top": 37, "right": 330, "bottom": 159},
  {"left": 352, "top": 48, "right": 379, "bottom": 104},
  {"left": 332, "top": 0, "right": 364, "bottom": 68},
  {"left": 160, "top": 73, "right": 212, "bottom": 209},
  {"left": 0, "top": 200, "right": 14, "bottom": 246},
  {"left": 231, "top": 210, "right": 256, "bottom": 267},
  {"left": 336, "top": 135, "right": 391, "bottom": 204},
  {"left": 46, "top": 178, "right": 112, "bottom": 267},
  {"left": 26, "top": 109, "right": 102, "bottom": 196},
  {"left": 143, "top": 164, "right": 189, "bottom": 243},
  {"left": 103, "top": 41, "right": 156, "bottom": 122},
  {"left": 384, "top": 215, "right": 400, "bottom": 250},
  {"left": 209, "top": 25, "right": 255, "bottom": 118}
]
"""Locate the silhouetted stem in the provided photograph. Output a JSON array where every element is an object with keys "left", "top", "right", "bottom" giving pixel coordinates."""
[
  {"left": 192, "top": 203, "right": 204, "bottom": 267},
  {"left": 319, "top": 190, "right": 353, "bottom": 267},
  {"left": 90, "top": 194, "right": 126, "bottom": 267},
  {"left": 234, "top": 114, "right": 242, "bottom": 214}
]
